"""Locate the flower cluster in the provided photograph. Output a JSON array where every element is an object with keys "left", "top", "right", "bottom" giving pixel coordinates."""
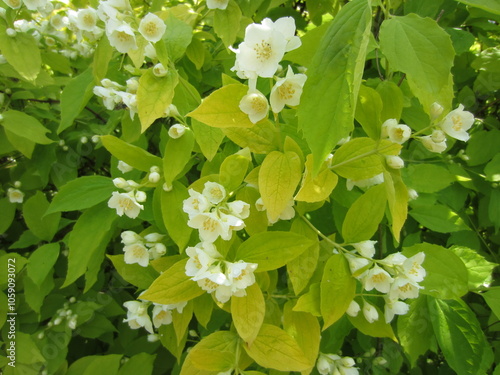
[
  {"left": 185, "top": 242, "right": 257, "bottom": 303},
  {"left": 93, "top": 78, "right": 139, "bottom": 119},
  {"left": 107, "top": 177, "right": 146, "bottom": 219},
  {"left": 123, "top": 299, "right": 187, "bottom": 334},
  {"left": 231, "top": 17, "right": 306, "bottom": 123},
  {"left": 345, "top": 240, "right": 426, "bottom": 323},
  {"left": 255, "top": 196, "right": 295, "bottom": 224},
  {"left": 183, "top": 181, "right": 250, "bottom": 243},
  {"left": 121, "top": 230, "right": 166, "bottom": 267},
  {"left": 317, "top": 353, "right": 359, "bottom": 375}
]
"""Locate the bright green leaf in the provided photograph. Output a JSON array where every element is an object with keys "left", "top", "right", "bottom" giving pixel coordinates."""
[
  {"left": 192, "top": 119, "right": 225, "bottom": 161},
  {"left": 23, "top": 191, "right": 60, "bottom": 242},
  {"left": 1, "top": 110, "right": 52, "bottom": 145},
  {"left": 403, "top": 164, "right": 455, "bottom": 193},
  {"left": 409, "top": 204, "right": 469, "bottom": 233},
  {"left": 0, "top": 197, "right": 16, "bottom": 234},
  {"left": 222, "top": 120, "right": 278, "bottom": 154},
  {"left": 348, "top": 305, "right": 397, "bottom": 341},
  {"left": 355, "top": 85, "right": 383, "bottom": 140},
  {"left": 163, "top": 129, "right": 195, "bottom": 186},
  {"left": 107, "top": 254, "right": 159, "bottom": 290},
  {"left": 101, "top": 135, "right": 162, "bottom": 172},
  {"left": 161, "top": 181, "right": 193, "bottom": 250},
  {"left": 27, "top": 243, "right": 59, "bottom": 286},
  {"left": 450, "top": 246, "right": 497, "bottom": 290},
  {"left": 213, "top": 0, "right": 242, "bottom": 47},
  {"left": 232, "top": 283, "right": 265, "bottom": 344}
]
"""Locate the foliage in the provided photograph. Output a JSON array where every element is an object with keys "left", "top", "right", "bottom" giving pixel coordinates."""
[{"left": 0, "top": 0, "right": 499, "bottom": 374}]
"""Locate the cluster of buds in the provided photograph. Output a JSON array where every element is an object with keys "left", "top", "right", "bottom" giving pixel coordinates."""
[
  {"left": 185, "top": 242, "right": 257, "bottom": 304},
  {"left": 183, "top": 181, "right": 250, "bottom": 243},
  {"left": 123, "top": 299, "right": 186, "bottom": 334},
  {"left": 317, "top": 353, "right": 359, "bottom": 375},
  {"left": 345, "top": 241, "right": 426, "bottom": 323},
  {"left": 44, "top": 298, "right": 79, "bottom": 332},
  {"left": 108, "top": 177, "right": 145, "bottom": 219},
  {"left": 93, "top": 78, "right": 139, "bottom": 119},
  {"left": 121, "top": 230, "right": 166, "bottom": 267}
]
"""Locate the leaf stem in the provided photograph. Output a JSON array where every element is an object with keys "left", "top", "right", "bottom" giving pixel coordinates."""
[
  {"left": 329, "top": 143, "right": 395, "bottom": 171},
  {"left": 298, "top": 213, "right": 345, "bottom": 251}
]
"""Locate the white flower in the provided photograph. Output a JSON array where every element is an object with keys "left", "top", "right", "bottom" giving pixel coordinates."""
[
  {"left": 76, "top": 8, "right": 99, "bottom": 32},
  {"left": 108, "top": 191, "right": 144, "bottom": 218},
  {"left": 143, "top": 232, "right": 163, "bottom": 242},
  {"left": 7, "top": 188, "right": 24, "bottom": 203},
  {"left": 123, "top": 242, "right": 149, "bottom": 267},
  {"left": 386, "top": 155, "right": 404, "bottom": 169},
  {"left": 107, "top": 22, "right": 137, "bottom": 53},
  {"left": 219, "top": 212, "right": 245, "bottom": 232},
  {"left": 407, "top": 188, "right": 418, "bottom": 201},
  {"left": 197, "top": 264, "right": 228, "bottom": 293},
  {"left": 185, "top": 242, "right": 222, "bottom": 279},
  {"left": 352, "top": 240, "right": 377, "bottom": 258},
  {"left": 389, "top": 276, "right": 422, "bottom": 300},
  {"left": 346, "top": 300, "right": 360, "bottom": 317},
  {"left": 149, "top": 243, "right": 166, "bottom": 259},
  {"left": 188, "top": 213, "right": 229, "bottom": 243},
  {"left": 123, "top": 301, "right": 153, "bottom": 333},
  {"left": 227, "top": 200, "right": 250, "bottom": 219},
  {"left": 3, "top": 0, "right": 21, "bottom": 9},
  {"left": 270, "top": 66, "right": 307, "bottom": 113},
  {"left": 430, "top": 102, "right": 444, "bottom": 120},
  {"left": 345, "top": 253, "right": 371, "bottom": 277},
  {"left": 382, "top": 119, "right": 411, "bottom": 144},
  {"left": 139, "top": 13, "right": 166, "bottom": 43},
  {"left": 202, "top": 182, "right": 226, "bottom": 205},
  {"left": 239, "top": 89, "right": 269, "bottom": 124},
  {"left": 362, "top": 265, "right": 394, "bottom": 293},
  {"left": 168, "top": 124, "right": 186, "bottom": 139},
  {"left": 266, "top": 17, "right": 301, "bottom": 51},
  {"left": 439, "top": 104, "right": 474, "bottom": 142},
  {"left": 362, "top": 301, "right": 379, "bottom": 323},
  {"left": 152, "top": 62, "right": 167, "bottom": 77},
  {"left": 431, "top": 129, "right": 446, "bottom": 143},
  {"left": 23, "top": 0, "right": 45, "bottom": 11},
  {"left": 152, "top": 304, "right": 173, "bottom": 328},
  {"left": 135, "top": 190, "right": 147, "bottom": 203},
  {"left": 384, "top": 298, "right": 409, "bottom": 323},
  {"left": 121, "top": 230, "right": 141, "bottom": 245},
  {"left": 226, "top": 260, "right": 257, "bottom": 291},
  {"left": 231, "top": 19, "right": 290, "bottom": 79},
  {"left": 380, "top": 252, "right": 407, "bottom": 267},
  {"left": 346, "top": 173, "right": 384, "bottom": 191},
  {"left": 317, "top": 353, "right": 334, "bottom": 375},
  {"left": 206, "top": 0, "right": 229, "bottom": 10},
  {"left": 126, "top": 77, "right": 139, "bottom": 93},
  {"left": 183, "top": 189, "right": 211, "bottom": 218},
  {"left": 113, "top": 177, "right": 129, "bottom": 189},
  {"left": 402, "top": 252, "right": 426, "bottom": 283},
  {"left": 420, "top": 135, "right": 447, "bottom": 153}
]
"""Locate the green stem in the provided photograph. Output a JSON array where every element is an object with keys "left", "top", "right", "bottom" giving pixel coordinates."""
[
  {"left": 329, "top": 143, "right": 395, "bottom": 171},
  {"left": 299, "top": 213, "right": 345, "bottom": 250}
]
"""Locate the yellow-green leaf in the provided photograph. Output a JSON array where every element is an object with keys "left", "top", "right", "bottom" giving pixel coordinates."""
[
  {"left": 219, "top": 154, "right": 250, "bottom": 192},
  {"left": 137, "top": 68, "right": 179, "bottom": 132},
  {"left": 192, "top": 119, "right": 225, "bottom": 161},
  {"left": 23, "top": 191, "right": 60, "bottom": 242},
  {"left": 244, "top": 324, "right": 311, "bottom": 372},
  {"left": 295, "top": 154, "right": 338, "bottom": 203},
  {"left": 1, "top": 110, "right": 52, "bottom": 145},
  {"left": 348, "top": 305, "right": 397, "bottom": 341},
  {"left": 161, "top": 181, "right": 193, "bottom": 250},
  {"left": 188, "top": 84, "right": 255, "bottom": 128},
  {"left": 384, "top": 170, "right": 408, "bottom": 243},
  {"left": 259, "top": 151, "right": 302, "bottom": 223},
  {"left": 213, "top": 0, "right": 242, "bottom": 47},
  {"left": 140, "top": 258, "right": 204, "bottom": 305},
  {"left": 355, "top": 85, "right": 383, "bottom": 140},
  {"left": 101, "top": 135, "right": 162, "bottom": 172},
  {"left": 294, "top": 283, "right": 321, "bottom": 317},
  {"left": 163, "top": 129, "right": 195, "bottom": 186},
  {"left": 320, "top": 254, "right": 356, "bottom": 329},
  {"left": 231, "top": 283, "right": 265, "bottom": 344},
  {"left": 223, "top": 120, "right": 279, "bottom": 154}
]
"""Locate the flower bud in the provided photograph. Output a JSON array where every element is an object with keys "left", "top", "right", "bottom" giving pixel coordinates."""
[
  {"left": 144, "top": 233, "right": 164, "bottom": 242},
  {"left": 163, "top": 182, "right": 172, "bottom": 192},
  {"left": 113, "top": 177, "right": 129, "bottom": 189},
  {"left": 168, "top": 124, "right": 186, "bottom": 139},
  {"left": 135, "top": 190, "right": 147, "bottom": 202},
  {"left": 153, "top": 243, "right": 166, "bottom": 255},
  {"left": 431, "top": 129, "right": 446, "bottom": 143},
  {"left": 407, "top": 188, "right": 418, "bottom": 201},
  {"left": 362, "top": 301, "right": 379, "bottom": 323},
  {"left": 430, "top": 102, "right": 444, "bottom": 120},
  {"left": 6, "top": 28, "right": 16, "bottom": 37},
  {"left": 149, "top": 171, "right": 160, "bottom": 183},
  {"left": 150, "top": 165, "right": 160, "bottom": 173},
  {"left": 386, "top": 155, "right": 404, "bottom": 169},
  {"left": 91, "top": 135, "right": 100, "bottom": 143},
  {"left": 80, "top": 136, "right": 88, "bottom": 144},
  {"left": 117, "top": 160, "right": 133, "bottom": 173},
  {"left": 14, "top": 180, "right": 21, "bottom": 188},
  {"left": 346, "top": 300, "right": 360, "bottom": 317},
  {"left": 153, "top": 63, "right": 167, "bottom": 77}
]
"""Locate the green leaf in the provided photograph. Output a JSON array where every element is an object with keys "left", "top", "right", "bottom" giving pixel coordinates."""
[
  {"left": 173, "top": 301, "right": 194, "bottom": 345},
  {"left": 298, "top": 0, "right": 372, "bottom": 173},
  {"left": 41, "top": 51, "right": 72, "bottom": 74},
  {"left": 101, "top": 135, "right": 162, "bottom": 172},
  {"left": 140, "top": 258, "right": 204, "bottom": 305},
  {"left": 161, "top": 181, "right": 193, "bottom": 250},
  {"left": 409, "top": 203, "right": 469, "bottom": 233},
  {"left": 188, "top": 84, "right": 257, "bottom": 128},
  {"left": 23, "top": 191, "right": 60, "bottom": 242},
  {"left": 222, "top": 120, "right": 279, "bottom": 154},
  {"left": 243, "top": 324, "right": 311, "bottom": 372},
  {"left": 235, "top": 231, "right": 315, "bottom": 272},
  {"left": 213, "top": 0, "right": 242, "bottom": 47},
  {"left": 63, "top": 203, "right": 117, "bottom": 287},
  {"left": 58, "top": 68, "right": 95, "bottom": 133},
  {"left": 107, "top": 254, "right": 159, "bottom": 290},
  {"left": 4, "top": 128, "right": 35, "bottom": 158},
  {"left": 330, "top": 138, "right": 401, "bottom": 180},
  {"left": 219, "top": 154, "right": 250, "bottom": 193},
  {"left": 482, "top": 287, "right": 500, "bottom": 318},
  {"left": 163, "top": 129, "right": 195, "bottom": 186},
  {"left": 294, "top": 283, "right": 321, "bottom": 317},
  {"left": 321, "top": 254, "right": 356, "bottom": 329},
  {"left": 403, "top": 243, "right": 469, "bottom": 299},
  {"left": 427, "top": 296, "right": 494, "bottom": 375},
  {"left": 1, "top": 110, "right": 52, "bottom": 144},
  {"left": 118, "top": 353, "right": 155, "bottom": 375},
  {"left": 191, "top": 119, "right": 225, "bottom": 161},
  {"left": 466, "top": 129, "right": 500, "bottom": 166},
  {"left": 232, "top": 283, "right": 265, "bottom": 344},
  {"left": 236, "top": 186, "right": 268, "bottom": 235},
  {"left": 181, "top": 331, "right": 238, "bottom": 375},
  {"left": 355, "top": 85, "right": 383, "bottom": 140},
  {"left": 163, "top": 12, "right": 193, "bottom": 61},
  {"left": 379, "top": 14, "right": 455, "bottom": 113},
  {"left": 455, "top": 0, "right": 500, "bottom": 15},
  {"left": 397, "top": 295, "right": 435, "bottom": 367},
  {"left": 82, "top": 354, "right": 123, "bottom": 375},
  {"left": 27, "top": 243, "right": 59, "bottom": 286},
  {"left": 403, "top": 164, "right": 455, "bottom": 193},
  {"left": 0, "top": 197, "right": 16, "bottom": 234},
  {"left": 259, "top": 151, "right": 302, "bottom": 222},
  {"left": 0, "top": 23, "right": 41, "bottom": 81},
  {"left": 377, "top": 80, "right": 404, "bottom": 122},
  {"left": 186, "top": 38, "right": 205, "bottom": 69},
  {"left": 284, "top": 21, "right": 330, "bottom": 68},
  {"left": 25, "top": 269, "right": 55, "bottom": 314},
  {"left": 384, "top": 170, "right": 408, "bottom": 243},
  {"left": 342, "top": 183, "right": 387, "bottom": 243},
  {"left": 173, "top": 76, "right": 202, "bottom": 116},
  {"left": 449, "top": 246, "right": 497, "bottom": 290},
  {"left": 348, "top": 304, "right": 397, "bottom": 341},
  {"left": 46, "top": 176, "right": 115, "bottom": 214},
  {"left": 137, "top": 68, "right": 179, "bottom": 132},
  {"left": 295, "top": 154, "right": 339, "bottom": 203},
  {"left": 92, "top": 37, "right": 113, "bottom": 83},
  {"left": 484, "top": 154, "right": 500, "bottom": 182}
]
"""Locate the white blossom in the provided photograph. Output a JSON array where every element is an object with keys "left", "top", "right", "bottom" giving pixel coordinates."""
[
  {"left": 386, "top": 155, "right": 404, "bottom": 169},
  {"left": 206, "top": 0, "right": 229, "bottom": 10},
  {"left": 346, "top": 300, "right": 360, "bottom": 317},
  {"left": 148, "top": 171, "right": 160, "bottom": 183},
  {"left": 439, "top": 104, "right": 474, "bottom": 142},
  {"left": 227, "top": 200, "right": 250, "bottom": 219},
  {"left": 389, "top": 276, "right": 422, "bottom": 300},
  {"left": 345, "top": 253, "right": 371, "bottom": 276},
  {"left": 185, "top": 242, "right": 222, "bottom": 279},
  {"left": 168, "top": 124, "right": 186, "bottom": 139},
  {"left": 7, "top": 188, "right": 24, "bottom": 203},
  {"left": 352, "top": 240, "right": 377, "bottom": 258},
  {"left": 23, "top": 0, "right": 45, "bottom": 11},
  {"left": 76, "top": 8, "right": 99, "bottom": 32},
  {"left": 239, "top": 89, "right": 269, "bottom": 124},
  {"left": 108, "top": 191, "right": 143, "bottom": 218},
  {"left": 183, "top": 189, "right": 211, "bottom": 218},
  {"left": 3, "top": 0, "right": 21, "bottom": 9},
  {"left": 270, "top": 66, "right": 307, "bottom": 113},
  {"left": 138, "top": 13, "right": 166, "bottom": 43},
  {"left": 121, "top": 230, "right": 141, "bottom": 245},
  {"left": 188, "top": 212, "right": 230, "bottom": 243},
  {"left": 384, "top": 298, "right": 409, "bottom": 323},
  {"left": 382, "top": 119, "right": 411, "bottom": 144},
  {"left": 420, "top": 135, "right": 447, "bottom": 153},
  {"left": 152, "top": 304, "right": 173, "bottom": 328},
  {"left": 430, "top": 102, "right": 444, "bottom": 120},
  {"left": 362, "top": 301, "right": 379, "bottom": 323},
  {"left": 346, "top": 173, "right": 384, "bottom": 191},
  {"left": 402, "top": 252, "right": 426, "bottom": 283},
  {"left": 152, "top": 62, "right": 167, "bottom": 77},
  {"left": 202, "top": 181, "right": 226, "bottom": 205},
  {"left": 123, "top": 242, "right": 149, "bottom": 267},
  {"left": 431, "top": 129, "right": 446, "bottom": 143},
  {"left": 107, "top": 21, "right": 137, "bottom": 53},
  {"left": 362, "top": 265, "right": 394, "bottom": 293},
  {"left": 123, "top": 301, "right": 153, "bottom": 333}
]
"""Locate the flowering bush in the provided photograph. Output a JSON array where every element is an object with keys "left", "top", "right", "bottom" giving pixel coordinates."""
[{"left": 0, "top": 0, "right": 499, "bottom": 374}]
